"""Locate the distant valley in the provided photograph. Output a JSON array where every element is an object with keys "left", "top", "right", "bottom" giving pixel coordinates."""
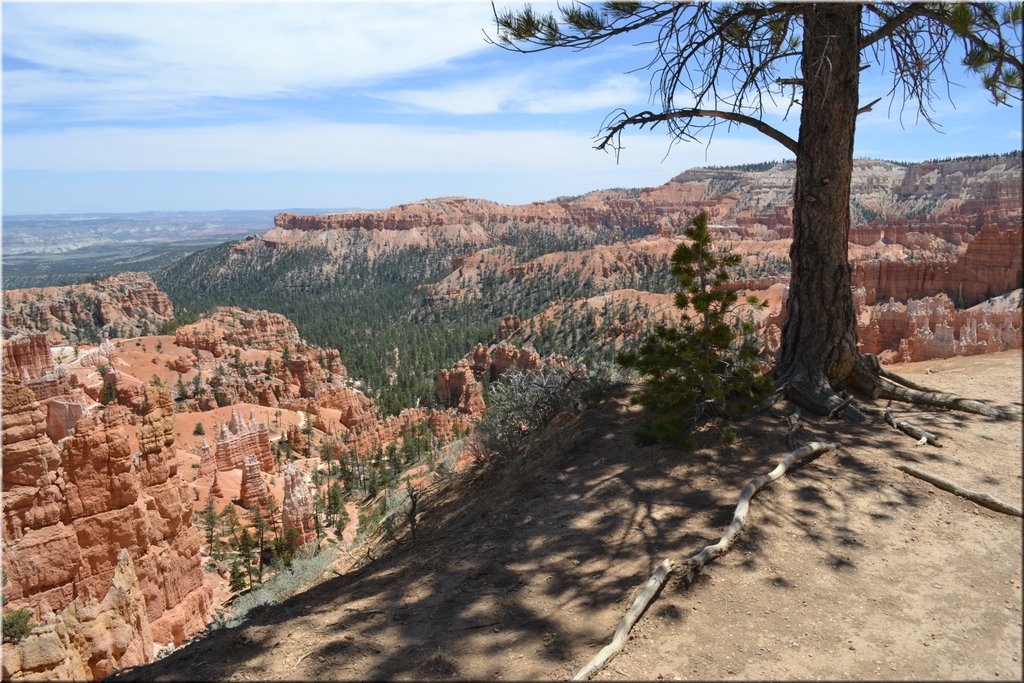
[{"left": 1, "top": 208, "right": 361, "bottom": 289}]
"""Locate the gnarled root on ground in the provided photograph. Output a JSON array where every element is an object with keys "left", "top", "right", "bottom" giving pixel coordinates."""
[
  {"left": 850, "top": 354, "right": 1022, "bottom": 421},
  {"left": 896, "top": 464, "right": 1023, "bottom": 517},
  {"left": 781, "top": 354, "right": 1020, "bottom": 421},
  {"left": 884, "top": 407, "right": 941, "bottom": 446},
  {"left": 571, "top": 440, "right": 840, "bottom": 681}
]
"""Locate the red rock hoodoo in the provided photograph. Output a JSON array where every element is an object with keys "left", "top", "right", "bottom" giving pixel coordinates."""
[
  {"left": 211, "top": 409, "right": 275, "bottom": 474},
  {"left": 1, "top": 382, "right": 212, "bottom": 679},
  {"left": 282, "top": 463, "right": 316, "bottom": 546},
  {"left": 240, "top": 454, "right": 271, "bottom": 516}
]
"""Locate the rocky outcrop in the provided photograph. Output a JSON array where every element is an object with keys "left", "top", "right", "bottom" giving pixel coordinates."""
[
  {"left": 281, "top": 464, "right": 316, "bottom": 546},
  {"left": 211, "top": 410, "right": 275, "bottom": 474},
  {"left": 174, "top": 307, "right": 301, "bottom": 353},
  {"left": 438, "top": 311, "right": 579, "bottom": 417},
  {"left": 497, "top": 315, "right": 522, "bottom": 341},
  {"left": 313, "top": 386, "right": 377, "bottom": 432},
  {"left": 437, "top": 361, "right": 485, "bottom": 417},
  {"left": 196, "top": 439, "right": 216, "bottom": 478},
  {"left": 2, "top": 273, "right": 174, "bottom": 344},
  {"left": 853, "top": 224, "right": 1023, "bottom": 307},
  {"left": 240, "top": 454, "right": 270, "bottom": 517},
  {"left": 285, "top": 423, "right": 309, "bottom": 456},
  {"left": 84, "top": 369, "right": 146, "bottom": 414},
  {"left": 1, "top": 550, "right": 152, "bottom": 681},
  {"left": 46, "top": 394, "right": 89, "bottom": 442},
  {"left": 3, "top": 333, "right": 54, "bottom": 382},
  {"left": 1, "top": 383, "right": 212, "bottom": 680},
  {"left": 1, "top": 333, "right": 74, "bottom": 405},
  {"left": 490, "top": 341, "right": 542, "bottom": 380},
  {"left": 2, "top": 379, "right": 65, "bottom": 542},
  {"left": 858, "top": 290, "right": 1022, "bottom": 363}
]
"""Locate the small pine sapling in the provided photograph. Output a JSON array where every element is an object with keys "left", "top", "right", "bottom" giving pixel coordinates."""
[{"left": 618, "top": 211, "right": 774, "bottom": 448}]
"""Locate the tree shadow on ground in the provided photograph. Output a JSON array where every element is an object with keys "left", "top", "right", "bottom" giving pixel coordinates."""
[{"left": 109, "top": 384, "right": 1013, "bottom": 681}]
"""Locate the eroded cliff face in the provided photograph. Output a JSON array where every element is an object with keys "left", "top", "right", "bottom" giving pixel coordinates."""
[
  {"left": 1, "top": 378, "right": 212, "bottom": 680},
  {"left": 269, "top": 154, "right": 1021, "bottom": 242},
  {"left": 858, "top": 289, "right": 1022, "bottom": 363},
  {"left": 1, "top": 550, "right": 152, "bottom": 681},
  {"left": 174, "top": 306, "right": 302, "bottom": 356},
  {"left": 169, "top": 307, "right": 458, "bottom": 460},
  {"left": 3, "top": 333, "right": 55, "bottom": 382},
  {"left": 852, "top": 224, "right": 1023, "bottom": 307},
  {"left": 2, "top": 273, "right": 174, "bottom": 344}
]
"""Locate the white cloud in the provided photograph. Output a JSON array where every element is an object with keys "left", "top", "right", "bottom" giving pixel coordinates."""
[
  {"left": 382, "top": 73, "right": 646, "bottom": 115},
  {"left": 3, "top": 3, "right": 495, "bottom": 118},
  {"left": 3, "top": 120, "right": 790, "bottom": 178}
]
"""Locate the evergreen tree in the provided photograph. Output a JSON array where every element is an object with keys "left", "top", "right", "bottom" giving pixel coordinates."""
[
  {"left": 494, "top": 2, "right": 1022, "bottom": 416},
  {"left": 229, "top": 560, "right": 247, "bottom": 594},
  {"left": 236, "top": 527, "right": 255, "bottom": 588},
  {"left": 619, "top": 212, "right": 773, "bottom": 448}
]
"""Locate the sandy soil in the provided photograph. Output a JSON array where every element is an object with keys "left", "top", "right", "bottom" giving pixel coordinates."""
[{"left": 112, "top": 351, "right": 1022, "bottom": 681}]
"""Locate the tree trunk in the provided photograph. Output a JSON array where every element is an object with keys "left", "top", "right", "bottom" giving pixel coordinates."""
[{"left": 774, "top": 3, "right": 864, "bottom": 415}]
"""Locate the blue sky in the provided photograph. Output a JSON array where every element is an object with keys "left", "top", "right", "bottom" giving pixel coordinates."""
[{"left": 3, "top": 1, "right": 1021, "bottom": 215}]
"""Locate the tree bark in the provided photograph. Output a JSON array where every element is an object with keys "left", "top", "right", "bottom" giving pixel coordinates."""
[{"left": 774, "top": 3, "right": 863, "bottom": 415}]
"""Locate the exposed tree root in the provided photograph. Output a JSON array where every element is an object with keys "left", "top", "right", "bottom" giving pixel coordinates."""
[
  {"left": 827, "top": 393, "right": 856, "bottom": 420},
  {"left": 872, "top": 374, "right": 1021, "bottom": 420},
  {"left": 896, "top": 464, "right": 1023, "bottom": 517},
  {"left": 876, "top": 365, "right": 945, "bottom": 394},
  {"left": 681, "top": 440, "right": 840, "bottom": 579},
  {"left": 570, "top": 558, "right": 676, "bottom": 681},
  {"left": 884, "top": 407, "right": 941, "bottom": 447},
  {"left": 784, "top": 375, "right": 867, "bottom": 422},
  {"left": 750, "top": 386, "right": 789, "bottom": 416},
  {"left": 571, "top": 440, "right": 840, "bottom": 681},
  {"left": 849, "top": 354, "right": 1021, "bottom": 420}
]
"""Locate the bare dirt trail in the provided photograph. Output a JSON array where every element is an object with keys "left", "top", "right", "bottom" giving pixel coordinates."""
[
  {"left": 596, "top": 352, "right": 1022, "bottom": 681},
  {"left": 112, "top": 351, "right": 1022, "bottom": 681}
]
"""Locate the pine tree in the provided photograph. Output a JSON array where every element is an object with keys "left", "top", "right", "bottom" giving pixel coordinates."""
[
  {"left": 229, "top": 560, "right": 247, "bottom": 594},
  {"left": 619, "top": 212, "right": 773, "bottom": 448}
]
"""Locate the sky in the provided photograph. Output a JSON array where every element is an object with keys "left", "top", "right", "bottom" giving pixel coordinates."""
[{"left": 2, "top": 1, "right": 1022, "bottom": 215}]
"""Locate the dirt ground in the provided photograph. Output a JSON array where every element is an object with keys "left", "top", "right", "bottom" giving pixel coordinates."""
[{"left": 111, "top": 351, "right": 1022, "bottom": 681}]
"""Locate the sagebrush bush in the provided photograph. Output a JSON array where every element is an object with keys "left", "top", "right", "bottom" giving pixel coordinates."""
[
  {"left": 473, "top": 363, "right": 612, "bottom": 472},
  {"left": 618, "top": 211, "right": 774, "bottom": 449}
]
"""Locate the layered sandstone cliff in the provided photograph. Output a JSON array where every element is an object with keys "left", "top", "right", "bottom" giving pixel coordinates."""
[
  {"left": 852, "top": 224, "right": 1023, "bottom": 306},
  {"left": 858, "top": 289, "right": 1022, "bottom": 363},
  {"left": 270, "top": 154, "right": 1020, "bottom": 242},
  {"left": 2, "top": 380, "right": 212, "bottom": 679}
]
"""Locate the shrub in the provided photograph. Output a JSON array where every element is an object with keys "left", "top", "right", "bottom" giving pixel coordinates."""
[
  {"left": 473, "top": 363, "right": 610, "bottom": 473},
  {"left": 193, "top": 422, "right": 205, "bottom": 436},
  {"left": 2, "top": 608, "right": 35, "bottom": 643},
  {"left": 618, "top": 211, "right": 774, "bottom": 448}
]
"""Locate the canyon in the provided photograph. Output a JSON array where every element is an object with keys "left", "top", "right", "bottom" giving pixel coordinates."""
[{"left": 2, "top": 152, "right": 1021, "bottom": 680}]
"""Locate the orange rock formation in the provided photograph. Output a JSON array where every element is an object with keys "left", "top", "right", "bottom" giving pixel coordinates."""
[
  {"left": 282, "top": 463, "right": 316, "bottom": 546},
  {"left": 2, "top": 273, "right": 173, "bottom": 344},
  {"left": 1, "top": 381, "right": 212, "bottom": 679},
  {"left": 240, "top": 454, "right": 270, "bottom": 516}
]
